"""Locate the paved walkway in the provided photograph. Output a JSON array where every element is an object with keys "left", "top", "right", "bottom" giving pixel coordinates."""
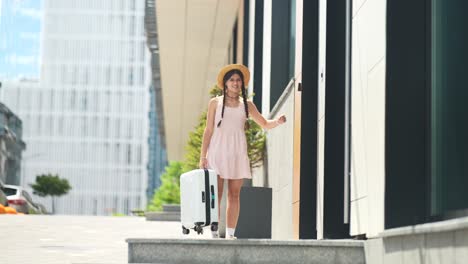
[{"left": 0, "top": 214, "right": 210, "bottom": 264}]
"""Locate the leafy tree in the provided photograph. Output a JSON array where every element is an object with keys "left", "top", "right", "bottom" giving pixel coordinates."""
[
  {"left": 183, "top": 85, "right": 266, "bottom": 172},
  {"left": 29, "top": 174, "right": 71, "bottom": 214},
  {"left": 183, "top": 111, "right": 208, "bottom": 172},
  {"left": 147, "top": 161, "right": 183, "bottom": 212}
]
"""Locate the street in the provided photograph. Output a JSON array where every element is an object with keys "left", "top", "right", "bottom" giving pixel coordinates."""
[{"left": 0, "top": 214, "right": 210, "bottom": 264}]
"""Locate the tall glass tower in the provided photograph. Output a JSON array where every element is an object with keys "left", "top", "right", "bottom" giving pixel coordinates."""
[
  {"left": 144, "top": 0, "right": 167, "bottom": 203},
  {"left": 147, "top": 85, "right": 167, "bottom": 200},
  {"left": 3, "top": 0, "right": 152, "bottom": 215}
]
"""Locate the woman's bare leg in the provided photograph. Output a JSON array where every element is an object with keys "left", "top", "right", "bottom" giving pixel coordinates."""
[
  {"left": 226, "top": 179, "right": 243, "bottom": 229},
  {"left": 217, "top": 175, "right": 224, "bottom": 221}
]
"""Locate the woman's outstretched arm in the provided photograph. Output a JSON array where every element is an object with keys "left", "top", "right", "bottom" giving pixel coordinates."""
[
  {"left": 199, "top": 98, "right": 218, "bottom": 168},
  {"left": 247, "top": 100, "right": 286, "bottom": 130}
]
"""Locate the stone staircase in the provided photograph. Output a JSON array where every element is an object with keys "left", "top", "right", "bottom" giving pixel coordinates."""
[
  {"left": 126, "top": 238, "right": 365, "bottom": 264},
  {"left": 145, "top": 204, "right": 180, "bottom": 222}
]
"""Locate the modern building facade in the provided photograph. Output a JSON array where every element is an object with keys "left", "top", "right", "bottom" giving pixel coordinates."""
[
  {"left": 0, "top": 99, "right": 26, "bottom": 186},
  {"left": 144, "top": 0, "right": 167, "bottom": 201},
  {"left": 2, "top": 0, "right": 152, "bottom": 215},
  {"left": 155, "top": 0, "right": 468, "bottom": 262},
  {"left": 146, "top": 85, "right": 167, "bottom": 199}
]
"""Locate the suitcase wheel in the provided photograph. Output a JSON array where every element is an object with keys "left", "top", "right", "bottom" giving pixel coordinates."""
[
  {"left": 194, "top": 225, "right": 203, "bottom": 235},
  {"left": 182, "top": 226, "right": 190, "bottom": 235},
  {"left": 211, "top": 223, "right": 218, "bottom": 232}
]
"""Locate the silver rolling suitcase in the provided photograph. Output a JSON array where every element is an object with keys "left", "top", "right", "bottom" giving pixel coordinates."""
[{"left": 180, "top": 169, "right": 219, "bottom": 234}]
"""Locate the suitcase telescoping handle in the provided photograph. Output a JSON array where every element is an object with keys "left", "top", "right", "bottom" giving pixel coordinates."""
[{"left": 203, "top": 169, "right": 211, "bottom": 226}]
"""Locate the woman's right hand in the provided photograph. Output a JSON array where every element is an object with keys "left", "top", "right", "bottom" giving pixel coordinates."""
[{"left": 199, "top": 157, "right": 208, "bottom": 169}]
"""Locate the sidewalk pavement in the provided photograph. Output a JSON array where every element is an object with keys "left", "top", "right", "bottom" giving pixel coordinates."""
[{"left": 0, "top": 214, "right": 210, "bottom": 264}]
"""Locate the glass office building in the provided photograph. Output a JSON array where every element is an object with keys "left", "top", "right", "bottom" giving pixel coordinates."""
[
  {"left": 144, "top": 0, "right": 167, "bottom": 203},
  {"left": 2, "top": 0, "right": 152, "bottom": 215},
  {"left": 146, "top": 86, "right": 166, "bottom": 200}
]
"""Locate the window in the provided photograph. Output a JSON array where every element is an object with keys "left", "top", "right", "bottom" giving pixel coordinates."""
[
  {"left": 24, "top": 88, "right": 32, "bottom": 111},
  {"left": 104, "top": 143, "right": 110, "bottom": 163},
  {"left": 111, "top": 92, "right": 119, "bottom": 113},
  {"left": 92, "top": 117, "right": 98, "bottom": 137},
  {"left": 139, "top": 67, "right": 145, "bottom": 85},
  {"left": 386, "top": 0, "right": 430, "bottom": 229},
  {"left": 92, "top": 90, "right": 99, "bottom": 112},
  {"left": 37, "top": 116, "right": 42, "bottom": 136},
  {"left": 119, "top": 15, "right": 124, "bottom": 34},
  {"left": 289, "top": 0, "right": 296, "bottom": 79},
  {"left": 270, "top": 0, "right": 296, "bottom": 110},
  {"left": 128, "top": 68, "right": 134, "bottom": 86},
  {"left": 115, "top": 143, "right": 121, "bottom": 163},
  {"left": 126, "top": 119, "right": 132, "bottom": 139},
  {"left": 43, "top": 116, "right": 51, "bottom": 136},
  {"left": 105, "top": 66, "right": 111, "bottom": 86},
  {"left": 114, "top": 67, "right": 122, "bottom": 85},
  {"left": 136, "top": 145, "right": 142, "bottom": 165},
  {"left": 115, "top": 119, "right": 121, "bottom": 138},
  {"left": 140, "top": 41, "right": 145, "bottom": 61},
  {"left": 81, "top": 117, "right": 87, "bottom": 137},
  {"left": 81, "top": 90, "right": 88, "bottom": 111},
  {"left": 104, "top": 117, "right": 110, "bottom": 138},
  {"left": 126, "top": 144, "right": 132, "bottom": 164},
  {"left": 16, "top": 88, "right": 21, "bottom": 110},
  {"left": 50, "top": 90, "right": 55, "bottom": 111},
  {"left": 71, "top": 66, "right": 78, "bottom": 85},
  {"left": 70, "top": 90, "right": 76, "bottom": 111},
  {"left": 129, "top": 15, "right": 135, "bottom": 36},
  {"left": 4, "top": 187, "right": 17, "bottom": 196},
  {"left": 118, "top": 0, "right": 125, "bottom": 12},
  {"left": 37, "top": 90, "right": 43, "bottom": 111},
  {"left": 82, "top": 67, "right": 90, "bottom": 85},
  {"left": 127, "top": 92, "right": 134, "bottom": 113},
  {"left": 430, "top": 0, "right": 468, "bottom": 217},
  {"left": 104, "top": 91, "right": 111, "bottom": 112},
  {"left": 58, "top": 117, "right": 64, "bottom": 136},
  {"left": 385, "top": 0, "right": 468, "bottom": 229},
  {"left": 129, "top": 41, "right": 135, "bottom": 62}
]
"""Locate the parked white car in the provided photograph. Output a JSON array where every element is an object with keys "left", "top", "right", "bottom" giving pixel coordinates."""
[{"left": 4, "top": 185, "right": 39, "bottom": 214}]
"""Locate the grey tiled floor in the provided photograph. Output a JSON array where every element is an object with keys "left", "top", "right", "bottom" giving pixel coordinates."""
[{"left": 0, "top": 214, "right": 210, "bottom": 264}]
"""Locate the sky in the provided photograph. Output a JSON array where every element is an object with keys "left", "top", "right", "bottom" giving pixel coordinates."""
[{"left": 0, "top": 0, "right": 42, "bottom": 80}]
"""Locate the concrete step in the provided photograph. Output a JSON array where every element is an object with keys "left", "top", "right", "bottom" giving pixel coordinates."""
[
  {"left": 145, "top": 212, "right": 180, "bottom": 222},
  {"left": 162, "top": 204, "right": 180, "bottom": 212},
  {"left": 126, "top": 238, "right": 365, "bottom": 264}
]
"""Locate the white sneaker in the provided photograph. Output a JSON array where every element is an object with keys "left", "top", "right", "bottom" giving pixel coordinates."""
[{"left": 226, "top": 235, "right": 237, "bottom": 240}]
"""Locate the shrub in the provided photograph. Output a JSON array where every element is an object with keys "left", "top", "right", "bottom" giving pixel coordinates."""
[{"left": 147, "top": 161, "right": 184, "bottom": 212}]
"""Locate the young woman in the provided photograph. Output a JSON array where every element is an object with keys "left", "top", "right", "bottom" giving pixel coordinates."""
[{"left": 199, "top": 64, "right": 286, "bottom": 239}]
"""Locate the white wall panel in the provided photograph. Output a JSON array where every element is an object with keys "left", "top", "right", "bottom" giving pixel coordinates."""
[
  {"left": 350, "top": 0, "right": 386, "bottom": 237},
  {"left": 317, "top": 0, "right": 328, "bottom": 240},
  {"left": 261, "top": 0, "right": 272, "bottom": 115},
  {"left": 266, "top": 88, "right": 295, "bottom": 240}
]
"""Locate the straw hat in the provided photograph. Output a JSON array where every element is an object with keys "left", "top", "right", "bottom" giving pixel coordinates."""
[{"left": 217, "top": 64, "right": 250, "bottom": 89}]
